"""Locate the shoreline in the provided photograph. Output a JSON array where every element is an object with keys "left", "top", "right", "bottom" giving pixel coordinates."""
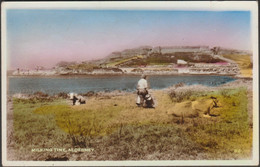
[
  {"left": 7, "top": 78, "right": 252, "bottom": 97},
  {"left": 7, "top": 73, "right": 251, "bottom": 79}
]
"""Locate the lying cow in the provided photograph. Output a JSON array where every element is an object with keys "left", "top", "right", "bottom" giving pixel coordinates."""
[
  {"left": 69, "top": 93, "right": 86, "bottom": 105},
  {"left": 167, "top": 97, "right": 219, "bottom": 118}
]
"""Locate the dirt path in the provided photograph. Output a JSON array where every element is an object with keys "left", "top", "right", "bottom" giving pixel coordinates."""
[{"left": 214, "top": 54, "right": 236, "bottom": 64}]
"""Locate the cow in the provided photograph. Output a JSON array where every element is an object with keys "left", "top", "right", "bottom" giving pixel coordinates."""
[
  {"left": 69, "top": 93, "right": 86, "bottom": 105},
  {"left": 167, "top": 97, "right": 219, "bottom": 118}
]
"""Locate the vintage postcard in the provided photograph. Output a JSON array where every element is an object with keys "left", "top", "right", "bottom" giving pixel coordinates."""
[{"left": 1, "top": 1, "right": 259, "bottom": 166}]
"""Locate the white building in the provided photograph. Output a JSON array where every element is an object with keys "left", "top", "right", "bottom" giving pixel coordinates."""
[{"left": 177, "top": 59, "right": 188, "bottom": 65}]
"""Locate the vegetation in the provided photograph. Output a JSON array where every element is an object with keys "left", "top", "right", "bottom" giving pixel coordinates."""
[
  {"left": 51, "top": 48, "right": 252, "bottom": 77},
  {"left": 11, "top": 86, "right": 252, "bottom": 160},
  {"left": 106, "top": 52, "right": 224, "bottom": 67},
  {"left": 65, "top": 63, "right": 99, "bottom": 72},
  {"left": 222, "top": 54, "right": 252, "bottom": 77},
  {"left": 184, "top": 88, "right": 252, "bottom": 159},
  {"left": 106, "top": 55, "right": 144, "bottom": 67},
  {"left": 12, "top": 98, "right": 70, "bottom": 160}
]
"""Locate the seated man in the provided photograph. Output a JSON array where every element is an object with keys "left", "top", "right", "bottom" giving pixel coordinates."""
[{"left": 69, "top": 93, "right": 78, "bottom": 105}]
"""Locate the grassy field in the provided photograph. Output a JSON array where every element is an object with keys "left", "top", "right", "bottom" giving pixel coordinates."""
[
  {"left": 106, "top": 55, "right": 144, "bottom": 67},
  {"left": 222, "top": 54, "right": 252, "bottom": 77},
  {"left": 11, "top": 86, "right": 252, "bottom": 160},
  {"left": 106, "top": 52, "right": 223, "bottom": 67}
]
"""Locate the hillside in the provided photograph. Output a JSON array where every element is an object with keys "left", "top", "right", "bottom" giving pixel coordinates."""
[
  {"left": 10, "top": 46, "right": 252, "bottom": 77},
  {"left": 221, "top": 54, "right": 252, "bottom": 77},
  {"left": 88, "top": 46, "right": 251, "bottom": 77},
  {"left": 98, "top": 46, "right": 223, "bottom": 67}
]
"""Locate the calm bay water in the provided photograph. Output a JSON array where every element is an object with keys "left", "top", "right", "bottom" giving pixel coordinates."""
[{"left": 8, "top": 75, "right": 236, "bottom": 95}]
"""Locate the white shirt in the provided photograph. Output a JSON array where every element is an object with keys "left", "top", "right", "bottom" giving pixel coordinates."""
[{"left": 137, "top": 78, "right": 148, "bottom": 89}]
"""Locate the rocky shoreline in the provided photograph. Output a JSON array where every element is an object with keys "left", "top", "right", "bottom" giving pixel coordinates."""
[
  {"left": 8, "top": 78, "right": 253, "bottom": 98},
  {"left": 8, "top": 72, "right": 250, "bottom": 78}
]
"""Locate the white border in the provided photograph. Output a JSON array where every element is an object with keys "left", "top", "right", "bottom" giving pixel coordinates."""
[
  {"left": 1, "top": 1, "right": 259, "bottom": 166},
  {"left": 251, "top": 1, "right": 259, "bottom": 166},
  {"left": 1, "top": 1, "right": 257, "bottom": 11},
  {"left": 2, "top": 1, "right": 8, "bottom": 166}
]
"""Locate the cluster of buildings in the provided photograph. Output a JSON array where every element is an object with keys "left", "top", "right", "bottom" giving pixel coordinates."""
[
  {"left": 12, "top": 69, "right": 57, "bottom": 76},
  {"left": 11, "top": 57, "right": 240, "bottom": 76},
  {"left": 121, "top": 59, "right": 240, "bottom": 75},
  {"left": 187, "top": 62, "right": 239, "bottom": 75}
]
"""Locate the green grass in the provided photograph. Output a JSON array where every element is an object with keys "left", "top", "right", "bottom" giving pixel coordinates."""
[
  {"left": 33, "top": 102, "right": 123, "bottom": 137},
  {"left": 12, "top": 98, "right": 72, "bottom": 160},
  {"left": 185, "top": 88, "right": 252, "bottom": 159},
  {"left": 91, "top": 124, "right": 204, "bottom": 160},
  {"left": 107, "top": 55, "right": 144, "bottom": 67},
  {"left": 106, "top": 52, "right": 224, "bottom": 67},
  {"left": 11, "top": 87, "right": 252, "bottom": 160},
  {"left": 222, "top": 54, "right": 252, "bottom": 77}
]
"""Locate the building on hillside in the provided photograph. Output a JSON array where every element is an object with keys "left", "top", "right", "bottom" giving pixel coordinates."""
[
  {"left": 178, "top": 68, "right": 189, "bottom": 74},
  {"left": 177, "top": 59, "right": 188, "bottom": 65}
]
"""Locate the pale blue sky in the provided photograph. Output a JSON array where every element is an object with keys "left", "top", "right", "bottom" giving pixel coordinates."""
[{"left": 6, "top": 10, "right": 251, "bottom": 69}]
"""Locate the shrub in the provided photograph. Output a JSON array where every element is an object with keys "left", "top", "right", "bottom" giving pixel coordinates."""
[
  {"left": 81, "top": 91, "right": 96, "bottom": 97},
  {"left": 31, "top": 91, "right": 55, "bottom": 102},
  {"left": 57, "top": 92, "right": 68, "bottom": 99},
  {"left": 33, "top": 91, "right": 48, "bottom": 98},
  {"left": 168, "top": 89, "right": 194, "bottom": 102},
  {"left": 174, "top": 82, "right": 185, "bottom": 89}
]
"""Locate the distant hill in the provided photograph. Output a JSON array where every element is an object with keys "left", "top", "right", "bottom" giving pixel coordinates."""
[
  {"left": 50, "top": 46, "right": 252, "bottom": 77},
  {"left": 93, "top": 46, "right": 251, "bottom": 68},
  {"left": 221, "top": 53, "right": 252, "bottom": 78}
]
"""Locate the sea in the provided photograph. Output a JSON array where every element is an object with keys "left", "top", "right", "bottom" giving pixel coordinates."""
[{"left": 7, "top": 75, "right": 236, "bottom": 95}]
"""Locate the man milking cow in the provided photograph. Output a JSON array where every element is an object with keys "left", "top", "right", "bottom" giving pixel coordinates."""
[{"left": 136, "top": 74, "right": 155, "bottom": 108}]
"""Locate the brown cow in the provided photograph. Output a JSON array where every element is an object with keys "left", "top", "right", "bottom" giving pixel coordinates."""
[{"left": 167, "top": 97, "right": 219, "bottom": 118}]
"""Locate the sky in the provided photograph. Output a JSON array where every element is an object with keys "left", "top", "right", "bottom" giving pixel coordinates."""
[{"left": 6, "top": 9, "right": 251, "bottom": 70}]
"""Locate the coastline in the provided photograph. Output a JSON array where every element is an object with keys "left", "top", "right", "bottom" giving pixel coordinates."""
[
  {"left": 7, "top": 77, "right": 252, "bottom": 97},
  {"left": 7, "top": 73, "right": 250, "bottom": 79}
]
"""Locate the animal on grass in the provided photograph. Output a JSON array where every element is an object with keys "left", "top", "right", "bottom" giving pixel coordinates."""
[
  {"left": 69, "top": 93, "right": 86, "bottom": 105},
  {"left": 143, "top": 94, "right": 155, "bottom": 108},
  {"left": 167, "top": 97, "right": 219, "bottom": 118}
]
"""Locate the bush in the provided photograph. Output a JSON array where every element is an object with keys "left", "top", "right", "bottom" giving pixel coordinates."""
[
  {"left": 33, "top": 91, "right": 48, "bottom": 98},
  {"left": 174, "top": 82, "right": 185, "bottom": 89},
  {"left": 168, "top": 88, "right": 194, "bottom": 102},
  {"left": 57, "top": 92, "right": 68, "bottom": 99},
  {"left": 81, "top": 91, "right": 96, "bottom": 97}
]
